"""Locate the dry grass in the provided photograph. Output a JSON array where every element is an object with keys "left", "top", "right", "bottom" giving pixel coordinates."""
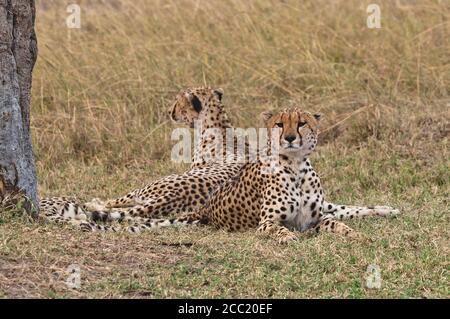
[{"left": 0, "top": 0, "right": 449, "bottom": 298}]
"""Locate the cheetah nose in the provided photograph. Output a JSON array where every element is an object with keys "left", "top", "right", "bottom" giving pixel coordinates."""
[{"left": 285, "top": 135, "right": 296, "bottom": 143}]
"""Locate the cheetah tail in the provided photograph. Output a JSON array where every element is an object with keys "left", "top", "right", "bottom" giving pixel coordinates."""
[
  {"left": 69, "top": 210, "right": 207, "bottom": 234},
  {"left": 126, "top": 210, "right": 208, "bottom": 233}
]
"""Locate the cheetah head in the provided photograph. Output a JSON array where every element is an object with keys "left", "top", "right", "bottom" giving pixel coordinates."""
[
  {"left": 169, "top": 86, "right": 224, "bottom": 128},
  {"left": 261, "top": 108, "right": 321, "bottom": 157}
]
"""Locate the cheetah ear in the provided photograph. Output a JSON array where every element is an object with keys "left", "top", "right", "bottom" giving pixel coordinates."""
[
  {"left": 185, "top": 92, "right": 202, "bottom": 113},
  {"left": 260, "top": 111, "right": 274, "bottom": 124},
  {"left": 313, "top": 113, "right": 322, "bottom": 121},
  {"left": 214, "top": 88, "right": 224, "bottom": 101}
]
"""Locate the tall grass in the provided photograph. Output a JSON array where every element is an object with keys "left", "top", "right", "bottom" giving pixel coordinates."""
[{"left": 33, "top": 0, "right": 449, "bottom": 193}]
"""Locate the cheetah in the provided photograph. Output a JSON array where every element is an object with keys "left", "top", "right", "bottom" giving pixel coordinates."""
[
  {"left": 167, "top": 86, "right": 399, "bottom": 222},
  {"left": 116, "top": 108, "right": 376, "bottom": 242},
  {"left": 38, "top": 88, "right": 244, "bottom": 229},
  {"left": 101, "top": 87, "right": 243, "bottom": 213}
]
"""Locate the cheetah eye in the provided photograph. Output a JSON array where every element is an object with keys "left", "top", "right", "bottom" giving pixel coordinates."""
[
  {"left": 275, "top": 123, "right": 283, "bottom": 128},
  {"left": 298, "top": 121, "right": 307, "bottom": 129}
]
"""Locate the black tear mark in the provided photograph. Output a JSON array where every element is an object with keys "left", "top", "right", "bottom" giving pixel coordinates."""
[{"left": 191, "top": 95, "right": 202, "bottom": 113}]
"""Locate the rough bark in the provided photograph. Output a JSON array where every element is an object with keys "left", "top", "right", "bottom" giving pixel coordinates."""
[{"left": 0, "top": 0, "right": 38, "bottom": 213}]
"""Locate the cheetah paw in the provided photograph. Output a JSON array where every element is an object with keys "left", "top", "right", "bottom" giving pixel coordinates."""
[
  {"left": 347, "top": 231, "right": 370, "bottom": 242},
  {"left": 277, "top": 233, "right": 298, "bottom": 244},
  {"left": 84, "top": 198, "right": 108, "bottom": 211},
  {"left": 373, "top": 206, "right": 401, "bottom": 216}
]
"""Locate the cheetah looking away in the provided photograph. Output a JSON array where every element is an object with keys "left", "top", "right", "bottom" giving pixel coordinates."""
[{"left": 38, "top": 88, "right": 246, "bottom": 230}]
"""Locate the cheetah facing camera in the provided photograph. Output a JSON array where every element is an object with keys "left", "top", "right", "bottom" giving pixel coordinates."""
[
  {"left": 121, "top": 108, "right": 399, "bottom": 243},
  {"left": 167, "top": 86, "right": 400, "bottom": 223}
]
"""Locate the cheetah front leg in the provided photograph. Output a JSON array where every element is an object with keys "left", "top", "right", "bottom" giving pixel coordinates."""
[
  {"left": 313, "top": 216, "right": 363, "bottom": 240},
  {"left": 257, "top": 219, "right": 298, "bottom": 244},
  {"left": 302, "top": 160, "right": 399, "bottom": 220},
  {"left": 256, "top": 182, "right": 300, "bottom": 244}
]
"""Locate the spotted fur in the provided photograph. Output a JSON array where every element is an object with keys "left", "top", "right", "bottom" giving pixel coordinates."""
[
  {"left": 119, "top": 108, "right": 371, "bottom": 242},
  {"left": 168, "top": 86, "right": 400, "bottom": 222}
]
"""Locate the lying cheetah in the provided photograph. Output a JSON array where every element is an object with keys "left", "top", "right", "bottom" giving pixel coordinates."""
[
  {"left": 167, "top": 86, "right": 399, "bottom": 222},
  {"left": 38, "top": 88, "right": 244, "bottom": 229},
  {"left": 104, "top": 86, "right": 249, "bottom": 210},
  {"left": 117, "top": 108, "right": 375, "bottom": 242},
  {"left": 102, "top": 87, "right": 243, "bottom": 212}
]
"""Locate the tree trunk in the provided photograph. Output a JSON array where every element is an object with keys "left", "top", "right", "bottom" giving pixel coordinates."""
[{"left": 0, "top": 0, "right": 38, "bottom": 213}]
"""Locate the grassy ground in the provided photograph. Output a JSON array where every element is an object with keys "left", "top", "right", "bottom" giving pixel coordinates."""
[{"left": 0, "top": 0, "right": 449, "bottom": 298}]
